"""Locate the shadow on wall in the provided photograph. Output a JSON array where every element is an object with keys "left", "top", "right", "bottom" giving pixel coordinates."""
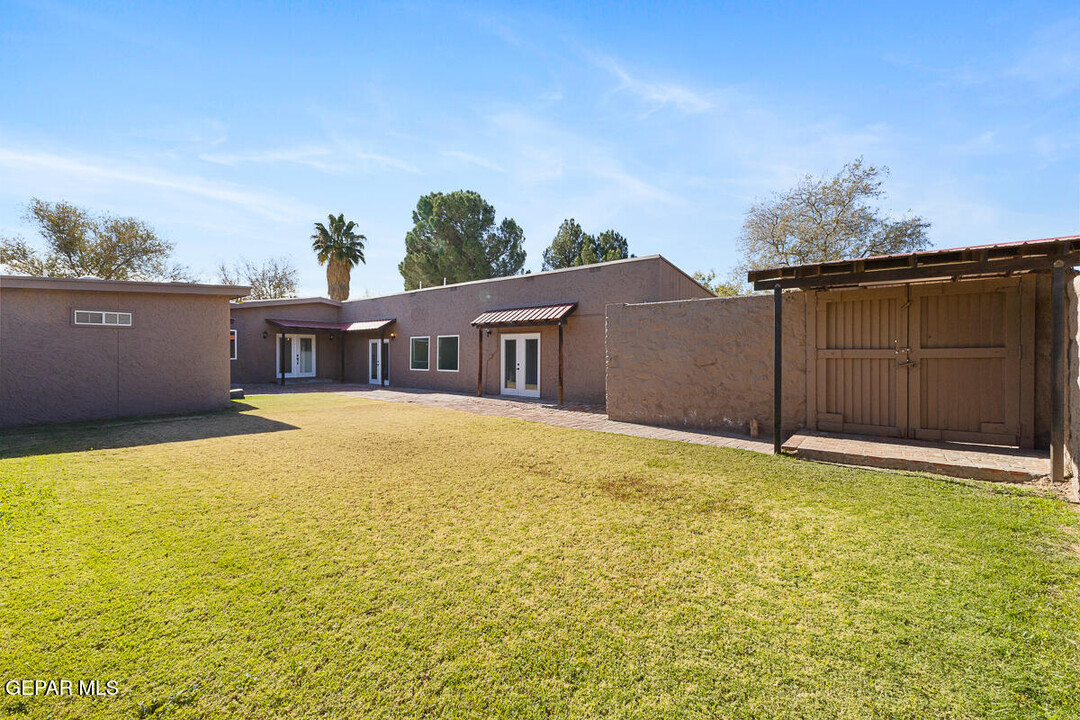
[{"left": 0, "top": 402, "right": 298, "bottom": 459}]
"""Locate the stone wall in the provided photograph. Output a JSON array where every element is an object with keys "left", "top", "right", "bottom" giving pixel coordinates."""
[{"left": 606, "top": 293, "right": 807, "bottom": 438}]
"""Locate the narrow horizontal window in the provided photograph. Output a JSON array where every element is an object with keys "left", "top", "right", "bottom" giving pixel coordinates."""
[
  {"left": 437, "top": 335, "right": 459, "bottom": 372},
  {"left": 74, "top": 310, "right": 131, "bottom": 326},
  {"left": 410, "top": 337, "right": 429, "bottom": 371}
]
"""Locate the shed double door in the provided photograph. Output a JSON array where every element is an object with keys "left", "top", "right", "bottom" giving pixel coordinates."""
[{"left": 810, "top": 278, "right": 1034, "bottom": 447}]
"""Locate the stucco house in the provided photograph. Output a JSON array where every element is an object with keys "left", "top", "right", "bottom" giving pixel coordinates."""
[
  {"left": 229, "top": 255, "right": 712, "bottom": 405},
  {"left": 0, "top": 276, "right": 248, "bottom": 428}
]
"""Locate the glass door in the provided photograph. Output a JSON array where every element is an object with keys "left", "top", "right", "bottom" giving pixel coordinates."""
[
  {"left": 278, "top": 334, "right": 317, "bottom": 378},
  {"left": 500, "top": 333, "right": 540, "bottom": 398},
  {"left": 369, "top": 339, "right": 381, "bottom": 384},
  {"left": 298, "top": 337, "right": 314, "bottom": 376},
  {"left": 369, "top": 339, "right": 389, "bottom": 385}
]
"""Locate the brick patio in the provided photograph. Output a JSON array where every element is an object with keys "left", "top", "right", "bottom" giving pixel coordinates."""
[{"left": 242, "top": 383, "right": 1057, "bottom": 488}]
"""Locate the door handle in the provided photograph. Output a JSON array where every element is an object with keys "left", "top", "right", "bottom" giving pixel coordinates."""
[{"left": 897, "top": 359, "right": 917, "bottom": 367}]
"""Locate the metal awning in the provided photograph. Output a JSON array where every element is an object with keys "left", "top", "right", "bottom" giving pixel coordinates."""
[
  {"left": 747, "top": 235, "right": 1080, "bottom": 291},
  {"left": 470, "top": 303, "right": 577, "bottom": 327},
  {"left": 267, "top": 318, "right": 395, "bottom": 333}
]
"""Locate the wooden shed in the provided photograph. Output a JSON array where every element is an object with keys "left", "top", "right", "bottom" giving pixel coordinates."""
[{"left": 749, "top": 235, "right": 1080, "bottom": 484}]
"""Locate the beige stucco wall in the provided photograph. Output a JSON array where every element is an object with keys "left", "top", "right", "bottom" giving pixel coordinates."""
[
  {"left": 606, "top": 292, "right": 807, "bottom": 438},
  {"left": 231, "top": 256, "right": 712, "bottom": 404},
  {"left": 229, "top": 300, "right": 343, "bottom": 385},
  {"left": 0, "top": 287, "right": 233, "bottom": 428}
]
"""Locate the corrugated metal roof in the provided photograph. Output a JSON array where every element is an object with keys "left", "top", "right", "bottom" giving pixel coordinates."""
[
  {"left": 748, "top": 234, "right": 1080, "bottom": 291},
  {"left": 267, "top": 318, "right": 394, "bottom": 332},
  {"left": 343, "top": 319, "right": 395, "bottom": 332},
  {"left": 471, "top": 303, "right": 577, "bottom": 326}
]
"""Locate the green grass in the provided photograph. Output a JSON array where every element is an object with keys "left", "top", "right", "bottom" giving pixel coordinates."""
[{"left": 1, "top": 393, "right": 1078, "bottom": 719}]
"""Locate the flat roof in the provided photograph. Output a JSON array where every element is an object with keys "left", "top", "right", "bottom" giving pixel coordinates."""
[
  {"left": 230, "top": 254, "right": 709, "bottom": 310},
  {"left": 0, "top": 275, "right": 250, "bottom": 298},
  {"left": 747, "top": 234, "right": 1080, "bottom": 291},
  {"left": 231, "top": 296, "right": 342, "bottom": 308}
]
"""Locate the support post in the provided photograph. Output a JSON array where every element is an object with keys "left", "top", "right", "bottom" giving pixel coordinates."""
[
  {"left": 558, "top": 321, "right": 564, "bottom": 405},
  {"left": 279, "top": 332, "right": 286, "bottom": 386},
  {"left": 380, "top": 329, "right": 387, "bottom": 386},
  {"left": 340, "top": 333, "right": 346, "bottom": 382},
  {"left": 774, "top": 285, "right": 782, "bottom": 454},
  {"left": 1051, "top": 261, "right": 1066, "bottom": 485},
  {"left": 477, "top": 327, "right": 484, "bottom": 396}
]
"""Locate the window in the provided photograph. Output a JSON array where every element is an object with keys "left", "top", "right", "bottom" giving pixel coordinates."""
[
  {"left": 74, "top": 310, "right": 132, "bottom": 327},
  {"left": 437, "top": 335, "right": 459, "bottom": 372},
  {"left": 410, "top": 336, "right": 430, "bottom": 371},
  {"left": 229, "top": 329, "right": 238, "bottom": 360}
]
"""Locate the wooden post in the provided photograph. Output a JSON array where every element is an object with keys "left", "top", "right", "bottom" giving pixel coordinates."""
[
  {"left": 1051, "top": 261, "right": 1066, "bottom": 485},
  {"left": 774, "top": 285, "right": 782, "bottom": 454},
  {"left": 279, "top": 333, "right": 286, "bottom": 386},
  {"left": 477, "top": 327, "right": 484, "bottom": 396},
  {"left": 380, "top": 329, "right": 387, "bottom": 386},
  {"left": 340, "top": 332, "right": 346, "bottom": 382},
  {"left": 558, "top": 321, "right": 564, "bottom": 405}
]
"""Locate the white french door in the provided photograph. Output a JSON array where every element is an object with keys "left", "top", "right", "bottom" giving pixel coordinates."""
[
  {"left": 501, "top": 333, "right": 540, "bottom": 398},
  {"left": 368, "top": 338, "right": 390, "bottom": 386},
  {"left": 277, "top": 334, "right": 316, "bottom": 378}
]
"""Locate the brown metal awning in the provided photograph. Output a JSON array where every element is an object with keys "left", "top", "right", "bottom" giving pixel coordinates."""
[
  {"left": 747, "top": 235, "right": 1080, "bottom": 291},
  {"left": 471, "top": 303, "right": 577, "bottom": 327},
  {"left": 267, "top": 318, "right": 395, "bottom": 333}
]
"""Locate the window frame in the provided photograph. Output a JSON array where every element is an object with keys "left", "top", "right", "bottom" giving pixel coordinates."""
[
  {"left": 229, "top": 329, "right": 238, "bottom": 361},
  {"left": 409, "top": 336, "right": 430, "bottom": 371},
  {"left": 436, "top": 334, "right": 460, "bottom": 372},
  {"left": 73, "top": 310, "right": 132, "bottom": 327}
]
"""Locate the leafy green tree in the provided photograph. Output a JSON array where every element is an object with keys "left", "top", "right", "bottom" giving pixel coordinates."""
[
  {"left": 398, "top": 190, "right": 526, "bottom": 290},
  {"left": 738, "top": 157, "right": 930, "bottom": 270},
  {"left": 0, "top": 198, "right": 189, "bottom": 280},
  {"left": 541, "top": 220, "right": 630, "bottom": 270},
  {"left": 311, "top": 213, "right": 365, "bottom": 301}
]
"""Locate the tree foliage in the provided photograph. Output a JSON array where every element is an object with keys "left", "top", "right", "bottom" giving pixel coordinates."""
[
  {"left": 541, "top": 219, "right": 630, "bottom": 270},
  {"left": 311, "top": 213, "right": 365, "bottom": 301},
  {"left": 0, "top": 198, "right": 189, "bottom": 280},
  {"left": 691, "top": 269, "right": 747, "bottom": 297},
  {"left": 738, "top": 157, "right": 931, "bottom": 270},
  {"left": 218, "top": 257, "right": 298, "bottom": 300},
  {"left": 398, "top": 190, "right": 526, "bottom": 290}
]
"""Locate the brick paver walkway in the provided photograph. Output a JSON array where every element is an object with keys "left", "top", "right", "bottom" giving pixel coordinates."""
[{"left": 243, "top": 383, "right": 1055, "bottom": 487}]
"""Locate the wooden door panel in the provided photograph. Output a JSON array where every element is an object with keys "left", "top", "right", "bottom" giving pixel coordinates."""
[
  {"left": 815, "top": 288, "right": 907, "bottom": 437},
  {"left": 909, "top": 280, "right": 1020, "bottom": 446}
]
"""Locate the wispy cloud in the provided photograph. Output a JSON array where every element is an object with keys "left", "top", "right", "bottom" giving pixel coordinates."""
[
  {"left": 354, "top": 151, "right": 422, "bottom": 175},
  {"left": 441, "top": 150, "right": 503, "bottom": 172},
  {"left": 200, "top": 146, "right": 339, "bottom": 171},
  {"left": 0, "top": 146, "right": 318, "bottom": 223},
  {"left": 591, "top": 53, "right": 714, "bottom": 114},
  {"left": 1007, "top": 17, "right": 1080, "bottom": 96}
]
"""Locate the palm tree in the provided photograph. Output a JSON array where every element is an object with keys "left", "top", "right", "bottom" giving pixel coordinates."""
[{"left": 311, "top": 213, "right": 366, "bottom": 301}]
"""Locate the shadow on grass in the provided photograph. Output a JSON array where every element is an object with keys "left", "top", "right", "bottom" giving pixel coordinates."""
[{"left": 0, "top": 401, "right": 297, "bottom": 459}]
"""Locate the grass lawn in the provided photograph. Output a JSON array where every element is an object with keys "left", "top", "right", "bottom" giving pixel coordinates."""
[{"left": 1, "top": 393, "right": 1078, "bottom": 719}]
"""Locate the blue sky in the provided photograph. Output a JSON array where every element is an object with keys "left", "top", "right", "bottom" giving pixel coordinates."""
[{"left": 0, "top": 1, "right": 1076, "bottom": 296}]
